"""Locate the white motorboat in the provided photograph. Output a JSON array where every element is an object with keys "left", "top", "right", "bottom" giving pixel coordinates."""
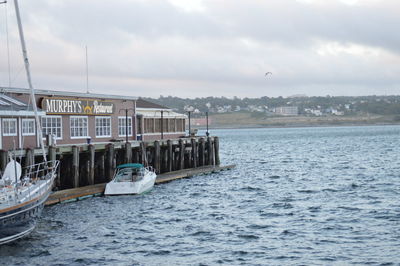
[{"left": 104, "top": 163, "right": 157, "bottom": 196}]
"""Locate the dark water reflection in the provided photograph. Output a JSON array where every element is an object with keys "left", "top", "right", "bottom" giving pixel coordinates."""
[{"left": 1, "top": 126, "right": 400, "bottom": 265}]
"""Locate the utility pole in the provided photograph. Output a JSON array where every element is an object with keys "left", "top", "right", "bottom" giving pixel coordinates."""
[
  {"left": 85, "top": 45, "right": 89, "bottom": 93},
  {"left": 206, "top": 112, "right": 209, "bottom": 136},
  {"left": 188, "top": 111, "right": 191, "bottom": 136},
  {"left": 119, "top": 108, "right": 134, "bottom": 143},
  {"left": 161, "top": 110, "right": 164, "bottom": 140}
]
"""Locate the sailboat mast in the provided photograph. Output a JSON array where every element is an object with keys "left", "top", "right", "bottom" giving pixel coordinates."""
[{"left": 13, "top": 0, "right": 47, "bottom": 161}]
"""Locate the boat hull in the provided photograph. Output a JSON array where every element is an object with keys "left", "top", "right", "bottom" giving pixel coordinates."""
[
  {"left": 0, "top": 191, "right": 49, "bottom": 245},
  {"left": 104, "top": 172, "right": 157, "bottom": 196}
]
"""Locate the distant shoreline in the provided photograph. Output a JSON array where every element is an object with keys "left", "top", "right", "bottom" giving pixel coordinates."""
[
  {"left": 207, "top": 124, "right": 400, "bottom": 130},
  {"left": 194, "top": 121, "right": 400, "bottom": 130}
]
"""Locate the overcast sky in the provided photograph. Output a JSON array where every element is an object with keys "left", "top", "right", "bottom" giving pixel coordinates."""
[{"left": 0, "top": 0, "right": 399, "bottom": 98}]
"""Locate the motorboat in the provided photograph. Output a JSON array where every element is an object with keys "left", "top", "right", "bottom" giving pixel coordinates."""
[
  {"left": 0, "top": 160, "right": 59, "bottom": 245},
  {"left": 104, "top": 163, "right": 157, "bottom": 196}
]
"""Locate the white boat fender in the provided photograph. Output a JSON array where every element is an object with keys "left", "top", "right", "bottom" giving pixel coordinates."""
[{"left": 2, "top": 160, "right": 22, "bottom": 184}]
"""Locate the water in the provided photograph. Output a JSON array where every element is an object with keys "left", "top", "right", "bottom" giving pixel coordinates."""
[{"left": 1, "top": 125, "right": 400, "bottom": 265}]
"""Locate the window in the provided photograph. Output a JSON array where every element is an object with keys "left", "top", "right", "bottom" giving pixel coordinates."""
[
  {"left": 154, "top": 118, "right": 161, "bottom": 132},
  {"left": 22, "top": 119, "right": 35, "bottom": 136},
  {"left": 42, "top": 116, "right": 62, "bottom": 139},
  {"left": 2, "top": 118, "right": 17, "bottom": 136},
  {"left": 144, "top": 118, "right": 154, "bottom": 133},
  {"left": 164, "top": 119, "right": 169, "bottom": 132},
  {"left": 137, "top": 116, "right": 143, "bottom": 135},
  {"left": 96, "top": 117, "right": 111, "bottom": 137},
  {"left": 70, "top": 116, "right": 88, "bottom": 138},
  {"left": 175, "top": 118, "right": 185, "bottom": 132},
  {"left": 118, "top": 117, "right": 132, "bottom": 137},
  {"left": 168, "top": 118, "right": 175, "bottom": 132}
]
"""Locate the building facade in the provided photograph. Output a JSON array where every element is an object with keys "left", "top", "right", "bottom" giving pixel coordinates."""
[
  {"left": 136, "top": 99, "right": 187, "bottom": 141},
  {"left": 274, "top": 106, "right": 299, "bottom": 116},
  {"left": 0, "top": 87, "right": 186, "bottom": 150}
]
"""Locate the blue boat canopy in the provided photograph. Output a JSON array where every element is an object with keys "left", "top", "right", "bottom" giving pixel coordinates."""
[{"left": 117, "top": 163, "right": 144, "bottom": 169}]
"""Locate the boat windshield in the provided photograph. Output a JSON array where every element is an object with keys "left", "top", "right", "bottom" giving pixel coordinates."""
[{"left": 114, "top": 167, "right": 143, "bottom": 182}]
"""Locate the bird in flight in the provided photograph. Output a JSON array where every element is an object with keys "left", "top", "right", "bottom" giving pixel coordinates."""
[{"left": 265, "top": 72, "right": 272, "bottom": 76}]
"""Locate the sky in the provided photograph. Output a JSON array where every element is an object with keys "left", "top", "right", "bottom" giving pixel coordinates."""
[{"left": 0, "top": 0, "right": 399, "bottom": 98}]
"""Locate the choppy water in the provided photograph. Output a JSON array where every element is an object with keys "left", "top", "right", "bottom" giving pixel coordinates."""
[{"left": 1, "top": 125, "right": 400, "bottom": 265}]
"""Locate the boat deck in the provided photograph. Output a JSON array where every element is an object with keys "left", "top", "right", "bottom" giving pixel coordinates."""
[{"left": 45, "top": 165, "right": 235, "bottom": 206}]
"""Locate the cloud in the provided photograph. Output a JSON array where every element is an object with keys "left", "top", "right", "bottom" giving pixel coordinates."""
[{"left": 0, "top": 0, "right": 399, "bottom": 98}]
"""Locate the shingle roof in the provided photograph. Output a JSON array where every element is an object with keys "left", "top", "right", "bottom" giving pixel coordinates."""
[
  {"left": 0, "top": 87, "right": 138, "bottom": 101},
  {"left": 0, "top": 93, "right": 41, "bottom": 112},
  {"left": 136, "top": 98, "right": 170, "bottom": 109}
]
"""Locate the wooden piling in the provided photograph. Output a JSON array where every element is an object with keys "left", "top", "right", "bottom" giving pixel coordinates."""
[
  {"left": 178, "top": 139, "right": 185, "bottom": 170},
  {"left": 191, "top": 138, "right": 198, "bottom": 168},
  {"left": 174, "top": 148, "right": 179, "bottom": 170},
  {"left": 161, "top": 146, "right": 168, "bottom": 173},
  {"left": 199, "top": 138, "right": 205, "bottom": 167},
  {"left": 48, "top": 146, "right": 56, "bottom": 162},
  {"left": 207, "top": 137, "right": 214, "bottom": 166},
  {"left": 97, "top": 153, "right": 105, "bottom": 183},
  {"left": 3, "top": 136, "right": 222, "bottom": 190},
  {"left": 125, "top": 142, "right": 132, "bottom": 163},
  {"left": 214, "top": 136, "right": 220, "bottom": 166},
  {"left": 48, "top": 146, "right": 57, "bottom": 187},
  {"left": 167, "top": 140, "right": 173, "bottom": 172},
  {"left": 24, "top": 148, "right": 35, "bottom": 170},
  {"left": 83, "top": 158, "right": 90, "bottom": 187},
  {"left": 0, "top": 150, "right": 8, "bottom": 171},
  {"left": 72, "top": 146, "right": 79, "bottom": 188},
  {"left": 140, "top": 142, "right": 147, "bottom": 166},
  {"left": 106, "top": 144, "right": 115, "bottom": 181},
  {"left": 154, "top": 140, "right": 161, "bottom": 174},
  {"left": 88, "top": 144, "right": 95, "bottom": 185},
  {"left": 132, "top": 148, "right": 139, "bottom": 163}
]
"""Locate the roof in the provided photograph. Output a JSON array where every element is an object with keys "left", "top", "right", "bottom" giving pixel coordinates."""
[
  {"left": 0, "top": 87, "right": 138, "bottom": 101},
  {"left": 117, "top": 163, "right": 144, "bottom": 169},
  {"left": 136, "top": 109, "right": 187, "bottom": 119},
  {"left": 136, "top": 98, "right": 170, "bottom": 110},
  {"left": 0, "top": 93, "right": 46, "bottom": 116}
]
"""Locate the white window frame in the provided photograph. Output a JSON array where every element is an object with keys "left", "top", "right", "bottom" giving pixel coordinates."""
[
  {"left": 70, "top": 116, "right": 89, "bottom": 139},
  {"left": 95, "top": 116, "right": 111, "bottom": 138},
  {"left": 118, "top": 116, "right": 133, "bottom": 137},
  {"left": 2, "top": 118, "right": 18, "bottom": 136},
  {"left": 41, "top": 115, "right": 63, "bottom": 140},
  {"left": 22, "top": 118, "right": 36, "bottom": 136}
]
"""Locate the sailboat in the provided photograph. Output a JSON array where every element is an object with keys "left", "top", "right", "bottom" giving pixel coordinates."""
[{"left": 0, "top": 0, "right": 59, "bottom": 245}]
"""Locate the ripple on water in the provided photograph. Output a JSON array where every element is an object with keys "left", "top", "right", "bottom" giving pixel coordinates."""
[
  {"left": 2, "top": 126, "right": 400, "bottom": 265},
  {"left": 237, "top": 234, "right": 260, "bottom": 240}
]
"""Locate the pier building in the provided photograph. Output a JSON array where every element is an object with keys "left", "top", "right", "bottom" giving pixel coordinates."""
[
  {"left": 0, "top": 87, "right": 223, "bottom": 194},
  {"left": 0, "top": 87, "right": 187, "bottom": 150}
]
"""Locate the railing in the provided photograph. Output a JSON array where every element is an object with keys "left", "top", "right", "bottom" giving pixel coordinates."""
[
  {"left": 145, "top": 166, "right": 155, "bottom": 173},
  {"left": 0, "top": 160, "right": 60, "bottom": 207},
  {"left": 23, "top": 160, "right": 60, "bottom": 182}
]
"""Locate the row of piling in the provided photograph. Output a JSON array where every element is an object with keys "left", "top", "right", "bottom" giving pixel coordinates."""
[{"left": 0, "top": 136, "right": 220, "bottom": 190}]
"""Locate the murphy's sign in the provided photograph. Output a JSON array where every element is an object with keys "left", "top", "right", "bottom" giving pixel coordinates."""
[{"left": 41, "top": 97, "right": 115, "bottom": 115}]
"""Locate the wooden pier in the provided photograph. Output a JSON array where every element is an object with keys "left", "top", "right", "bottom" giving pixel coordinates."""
[
  {"left": 1, "top": 136, "right": 228, "bottom": 205},
  {"left": 0, "top": 136, "right": 221, "bottom": 190},
  {"left": 45, "top": 164, "right": 235, "bottom": 206}
]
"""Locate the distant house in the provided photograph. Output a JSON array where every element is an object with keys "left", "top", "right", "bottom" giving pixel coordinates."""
[
  {"left": 304, "top": 108, "right": 322, "bottom": 116},
  {"left": 325, "top": 107, "right": 344, "bottom": 116},
  {"left": 190, "top": 117, "right": 212, "bottom": 127},
  {"left": 274, "top": 106, "right": 298, "bottom": 116}
]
